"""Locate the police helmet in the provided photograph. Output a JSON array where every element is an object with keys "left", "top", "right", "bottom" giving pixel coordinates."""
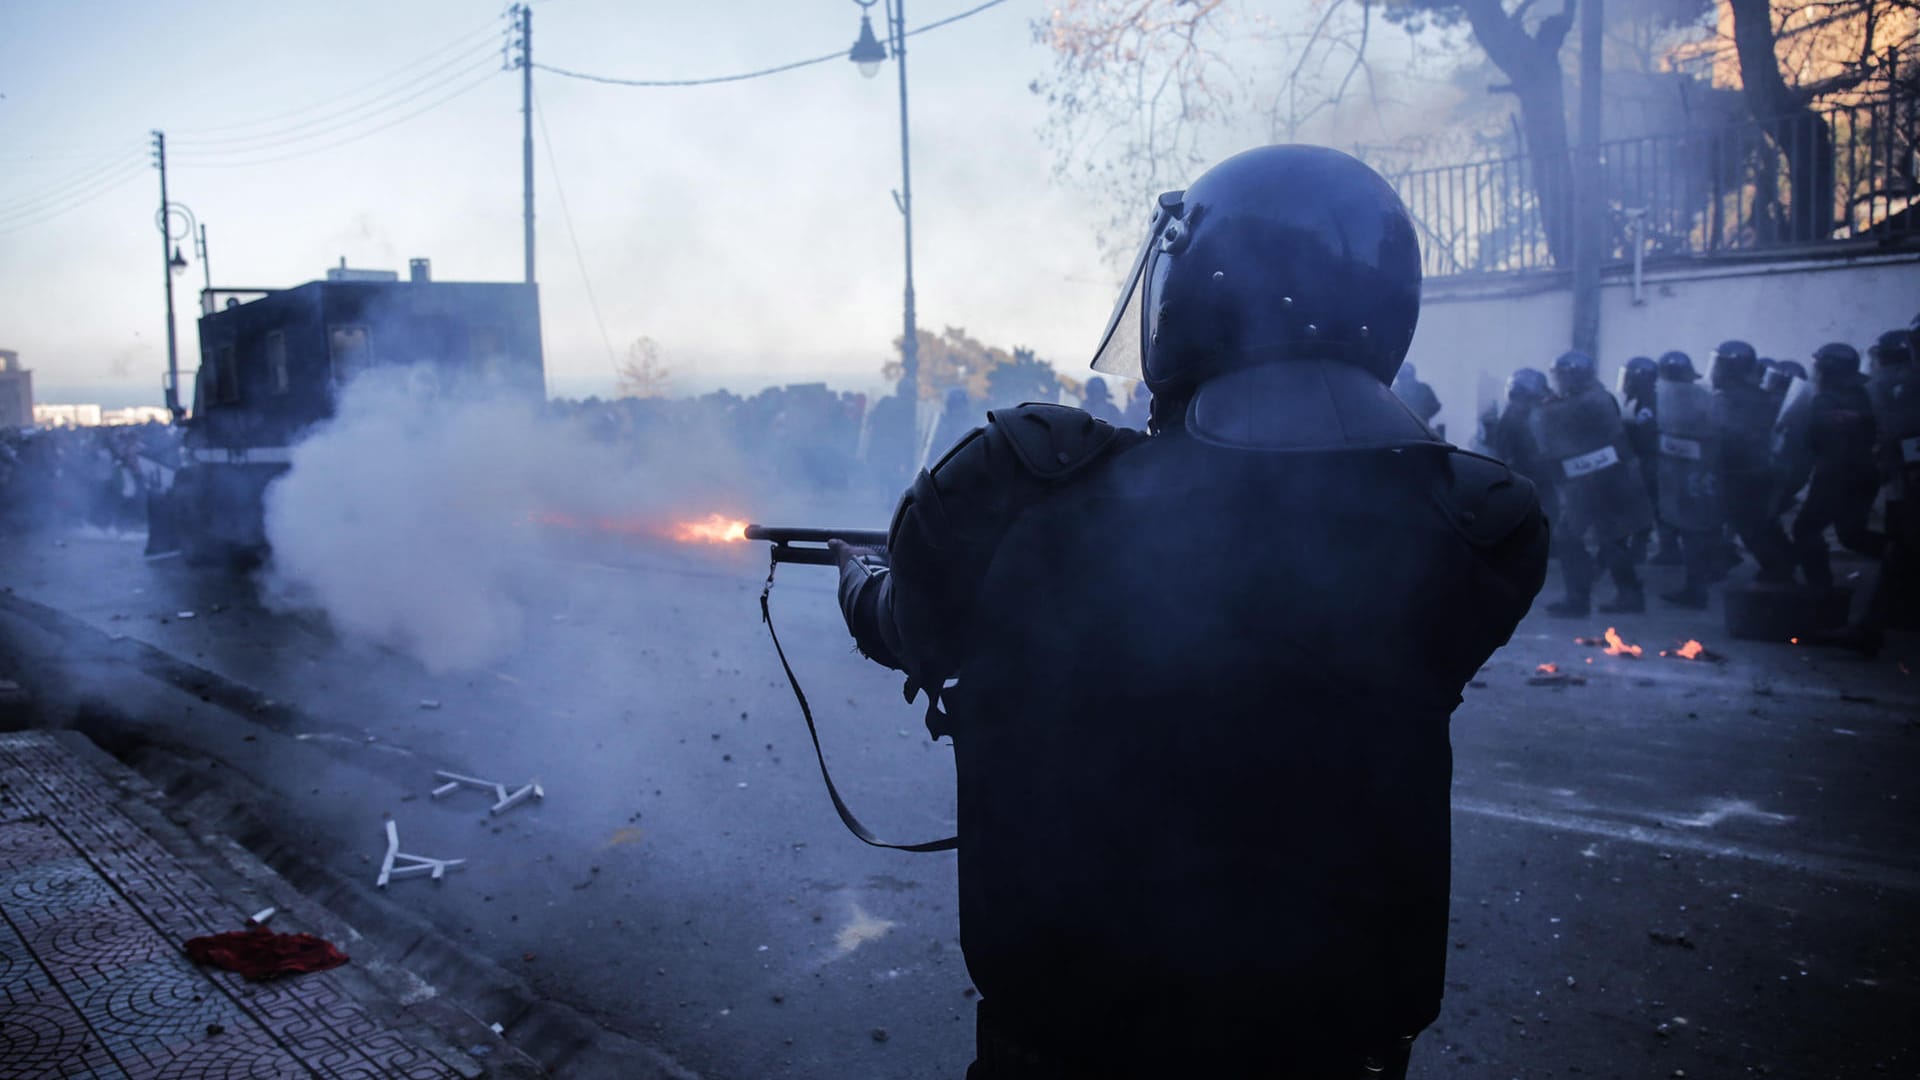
[
  {"left": 1870, "top": 329, "right": 1914, "bottom": 369},
  {"left": 1710, "top": 340, "right": 1760, "bottom": 389},
  {"left": 1656, "top": 350, "right": 1698, "bottom": 382},
  {"left": 1083, "top": 376, "right": 1112, "bottom": 402},
  {"left": 1090, "top": 145, "right": 1421, "bottom": 395},
  {"left": 1811, "top": 342, "right": 1861, "bottom": 385},
  {"left": 1550, "top": 350, "right": 1597, "bottom": 394},
  {"left": 1618, "top": 355, "right": 1657, "bottom": 396},
  {"left": 1506, "top": 367, "right": 1550, "bottom": 403}
]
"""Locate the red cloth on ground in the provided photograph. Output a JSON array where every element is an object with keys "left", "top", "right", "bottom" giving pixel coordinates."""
[{"left": 184, "top": 924, "right": 350, "bottom": 981}]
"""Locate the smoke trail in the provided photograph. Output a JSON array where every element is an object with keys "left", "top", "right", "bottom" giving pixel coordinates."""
[{"left": 257, "top": 367, "right": 736, "bottom": 672}]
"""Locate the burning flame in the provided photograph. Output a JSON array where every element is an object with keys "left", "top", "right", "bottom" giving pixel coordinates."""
[
  {"left": 1602, "top": 627, "right": 1643, "bottom": 658},
  {"left": 670, "top": 514, "right": 750, "bottom": 544},
  {"left": 530, "top": 510, "right": 750, "bottom": 545},
  {"left": 1658, "top": 639, "right": 1708, "bottom": 660},
  {"left": 1536, "top": 663, "right": 1559, "bottom": 675}
]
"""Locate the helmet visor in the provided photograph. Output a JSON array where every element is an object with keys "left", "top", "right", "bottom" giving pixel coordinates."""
[{"left": 1090, "top": 198, "right": 1177, "bottom": 381}]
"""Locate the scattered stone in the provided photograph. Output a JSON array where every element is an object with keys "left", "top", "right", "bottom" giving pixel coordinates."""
[
  {"left": 205, "top": 1022, "right": 225, "bottom": 1036},
  {"left": 1648, "top": 930, "right": 1695, "bottom": 950},
  {"left": 871, "top": 1027, "right": 890, "bottom": 1043}
]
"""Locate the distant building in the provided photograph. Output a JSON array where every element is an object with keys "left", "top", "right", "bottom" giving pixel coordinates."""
[
  {"left": 27, "top": 403, "right": 170, "bottom": 428},
  {"left": 34, "top": 403, "right": 102, "bottom": 428},
  {"left": 0, "top": 349, "right": 31, "bottom": 429}
]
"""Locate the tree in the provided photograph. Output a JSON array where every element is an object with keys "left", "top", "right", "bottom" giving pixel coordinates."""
[
  {"left": 1718, "top": 0, "right": 1916, "bottom": 241},
  {"left": 987, "top": 347, "right": 1065, "bottom": 407},
  {"left": 1034, "top": 1, "right": 1591, "bottom": 263},
  {"left": 614, "top": 336, "right": 671, "bottom": 399},
  {"left": 880, "top": 328, "right": 1076, "bottom": 402}
]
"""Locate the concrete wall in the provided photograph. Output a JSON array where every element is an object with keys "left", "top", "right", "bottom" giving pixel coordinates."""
[{"left": 1404, "top": 251, "right": 1920, "bottom": 442}]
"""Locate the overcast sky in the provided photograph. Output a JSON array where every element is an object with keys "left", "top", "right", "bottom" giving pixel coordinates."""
[{"left": 1, "top": 0, "right": 1123, "bottom": 403}]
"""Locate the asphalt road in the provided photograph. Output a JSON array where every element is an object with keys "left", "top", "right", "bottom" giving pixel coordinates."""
[{"left": 1, "top": 525, "right": 1915, "bottom": 1079}]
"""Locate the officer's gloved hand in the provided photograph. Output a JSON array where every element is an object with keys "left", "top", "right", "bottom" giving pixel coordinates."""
[{"left": 830, "top": 540, "right": 900, "bottom": 665}]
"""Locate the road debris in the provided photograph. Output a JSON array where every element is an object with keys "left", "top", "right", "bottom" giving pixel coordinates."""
[
  {"left": 376, "top": 819, "right": 466, "bottom": 888},
  {"left": 248, "top": 906, "right": 277, "bottom": 925},
  {"left": 429, "top": 769, "right": 543, "bottom": 815},
  {"left": 1647, "top": 929, "right": 1696, "bottom": 950},
  {"left": 1528, "top": 663, "right": 1587, "bottom": 687},
  {"left": 1659, "top": 639, "right": 1727, "bottom": 662},
  {"left": 418, "top": 699, "right": 443, "bottom": 710}
]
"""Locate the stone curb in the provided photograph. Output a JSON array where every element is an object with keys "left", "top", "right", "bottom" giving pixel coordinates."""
[{"left": 0, "top": 587, "right": 702, "bottom": 1080}]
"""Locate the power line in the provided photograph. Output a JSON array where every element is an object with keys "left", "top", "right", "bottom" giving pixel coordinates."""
[
  {"left": 171, "top": 17, "right": 507, "bottom": 138},
  {"left": 532, "top": 86, "right": 619, "bottom": 374},
  {"left": 533, "top": 0, "right": 1007, "bottom": 89},
  {"left": 0, "top": 148, "right": 146, "bottom": 219},
  {"left": 171, "top": 68, "right": 504, "bottom": 169},
  {"left": 0, "top": 161, "right": 150, "bottom": 237},
  {"left": 172, "top": 54, "right": 504, "bottom": 159}
]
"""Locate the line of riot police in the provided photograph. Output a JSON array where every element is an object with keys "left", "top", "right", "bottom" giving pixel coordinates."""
[{"left": 1479, "top": 316, "right": 1919, "bottom": 635}]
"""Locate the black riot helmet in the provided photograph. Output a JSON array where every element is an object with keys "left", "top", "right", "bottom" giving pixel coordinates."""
[
  {"left": 1656, "top": 350, "right": 1699, "bottom": 382},
  {"left": 1550, "top": 350, "right": 1598, "bottom": 395},
  {"left": 1506, "top": 367, "right": 1550, "bottom": 404},
  {"left": 1618, "top": 355, "right": 1657, "bottom": 398},
  {"left": 1090, "top": 145, "right": 1422, "bottom": 397},
  {"left": 1710, "top": 340, "right": 1760, "bottom": 389},
  {"left": 1811, "top": 342, "right": 1862, "bottom": 386},
  {"left": 1871, "top": 329, "right": 1914, "bottom": 369}
]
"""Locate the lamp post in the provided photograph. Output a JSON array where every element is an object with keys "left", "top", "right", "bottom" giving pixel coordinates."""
[
  {"left": 849, "top": 0, "right": 918, "bottom": 450},
  {"left": 155, "top": 199, "right": 204, "bottom": 420}
]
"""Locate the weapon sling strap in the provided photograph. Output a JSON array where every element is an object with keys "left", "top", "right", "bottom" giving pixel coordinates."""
[{"left": 759, "top": 553, "right": 958, "bottom": 853}]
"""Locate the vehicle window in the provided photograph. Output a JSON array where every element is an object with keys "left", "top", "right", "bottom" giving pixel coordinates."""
[
  {"left": 266, "top": 331, "right": 289, "bottom": 395},
  {"left": 329, "top": 325, "right": 373, "bottom": 385}
]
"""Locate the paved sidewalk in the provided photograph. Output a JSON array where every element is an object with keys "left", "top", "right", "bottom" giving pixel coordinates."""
[{"left": 0, "top": 731, "right": 472, "bottom": 1079}]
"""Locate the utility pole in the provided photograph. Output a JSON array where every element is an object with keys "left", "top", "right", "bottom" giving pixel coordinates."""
[
  {"left": 1571, "top": 0, "right": 1605, "bottom": 360},
  {"left": 152, "top": 130, "right": 183, "bottom": 421},
  {"left": 516, "top": 3, "right": 535, "bottom": 285},
  {"left": 890, "top": 0, "right": 917, "bottom": 419}
]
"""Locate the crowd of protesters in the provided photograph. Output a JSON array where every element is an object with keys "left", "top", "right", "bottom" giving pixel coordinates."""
[{"left": 0, "top": 422, "right": 178, "bottom": 535}]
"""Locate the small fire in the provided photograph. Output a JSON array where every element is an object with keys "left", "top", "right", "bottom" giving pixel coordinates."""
[
  {"left": 1536, "top": 662, "right": 1559, "bottom": 675},
  {"left": 1790, "top": 637, "right": 1800, "bottom": 645},
  {"left": 1602, "top": 627, "right": 1643, "bottom": 658},
  {"left": 670, "top": 514, "right": 750, "bottom": 544},
  {"left": 1659, "top": 639, "right": 1708, "bottom": 660}
]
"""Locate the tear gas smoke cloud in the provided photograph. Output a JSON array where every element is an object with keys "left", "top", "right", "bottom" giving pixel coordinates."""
[{"left": 258, "top": 368, "right": 750, "bottom": 672}]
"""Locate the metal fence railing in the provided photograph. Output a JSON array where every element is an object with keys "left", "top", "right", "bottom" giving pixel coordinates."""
[{"left": 1387, "top": 94, "right": 1918, "bottom": 281}]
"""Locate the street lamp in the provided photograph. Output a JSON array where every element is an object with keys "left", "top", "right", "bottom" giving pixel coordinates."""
[
  {"left": 848, "top": 0, "right": 919, "bottom": 466},
  {"left": 155, "top": 199, "right": 208, "bottom": 421}
]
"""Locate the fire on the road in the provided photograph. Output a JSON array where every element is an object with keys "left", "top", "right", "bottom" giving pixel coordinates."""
[{"left": 1602, "top": 627, "right": 1643, "bottom": 658}]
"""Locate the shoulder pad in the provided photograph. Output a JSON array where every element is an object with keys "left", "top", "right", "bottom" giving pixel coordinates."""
[
  {"left": 1440, "top": 448, "right": 1542, "bottom": 547},
  {"left": 984, "top": 403, "right": 1123, "bottom": 481}
]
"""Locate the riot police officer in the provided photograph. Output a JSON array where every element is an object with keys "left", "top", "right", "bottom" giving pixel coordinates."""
[
  {"left": 1784, "top": 343, "right": 1884, "bottom": 588},
  {"left": 1392, "top": 361, "right": 1443, "bottom": 429},
  {"left": 834, "top": 145, "right": 1548, "bottom": 1078},
  {"left": 1710, "top": 340, "right": 1797, "bottom": 583},
  {"left": 1488, "top": 368, "right": 1556, "bottom": 514},
  {"left": 1618, "top": 355, "right": 1675, "bottom": 564},
  {"left": 1652, "top": 352, "right": 1722, "bottom": 608},
  {"left": 1080, "top": 376, "right": 1124, "bottom": 425},
  {"left": 1531, "top": 350, "right": 1654, "bottom": 615}
]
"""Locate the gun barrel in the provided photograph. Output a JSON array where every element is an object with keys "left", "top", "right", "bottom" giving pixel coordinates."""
[{"left": 746, "top": 525, "right": 887, "bottom": 566}]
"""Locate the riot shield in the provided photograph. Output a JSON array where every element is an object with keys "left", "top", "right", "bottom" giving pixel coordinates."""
[{"left": 1655, "top": 380, "right": 1720, "bottom": 531}]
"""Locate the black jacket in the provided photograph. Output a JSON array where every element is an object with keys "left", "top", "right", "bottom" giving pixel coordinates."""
[{"left": 842, "top": 393, "right": 1546, "bottom": 1072}]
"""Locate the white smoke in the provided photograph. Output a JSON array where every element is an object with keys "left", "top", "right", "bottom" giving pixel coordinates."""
[{"left": 257, "top": 368, "right": 726, "bottom": 672}]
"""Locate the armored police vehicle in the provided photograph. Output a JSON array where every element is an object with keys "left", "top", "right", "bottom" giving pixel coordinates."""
[{"left": 146, "top": 259, "right": 543, "bottom": 563}]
